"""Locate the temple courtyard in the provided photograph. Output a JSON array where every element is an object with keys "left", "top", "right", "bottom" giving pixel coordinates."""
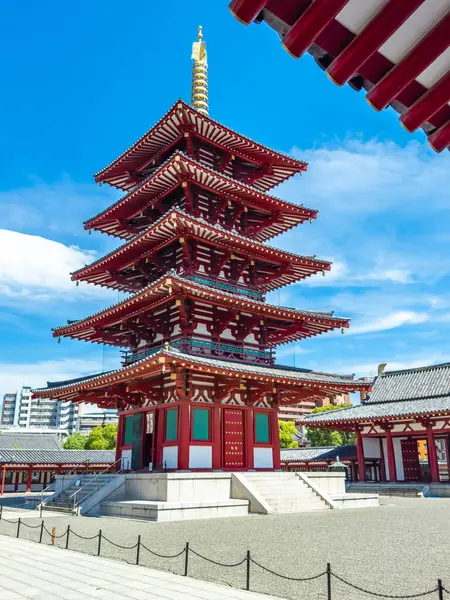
[{"left": 1, "top": 497, "right": 449, "bottom": 599}]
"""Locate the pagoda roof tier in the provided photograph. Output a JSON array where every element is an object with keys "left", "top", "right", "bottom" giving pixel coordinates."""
[
  {"left": 73, "top": 208, "right": 331, "bottom": 293},
  {"left": 32, "top": 347, "right": 370, "bottom": 402},
  {"left": 94, "top": 100, "right": 308, "bottom": 192},
  {"left": 54, "top": 272, "right": 349, "bottom": 347},
  {"left": 85, "top": 152, "right": 317, "bottom": 241}
]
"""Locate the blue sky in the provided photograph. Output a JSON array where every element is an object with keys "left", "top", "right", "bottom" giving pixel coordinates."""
[{"left": 0, "top": 1, "right": 449, "bottom": 399}]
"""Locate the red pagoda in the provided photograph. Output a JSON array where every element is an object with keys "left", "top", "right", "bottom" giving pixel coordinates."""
[{"left": 33, "top": 27, "right": 370, "bottom": 472}]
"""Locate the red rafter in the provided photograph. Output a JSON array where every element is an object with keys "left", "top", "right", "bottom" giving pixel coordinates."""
[
  {"left": 327, "top": 0, "right": 425, "bottom": 86},
  {"left": 366, "top": 12, "right": 450, "bottom": 111},
  {"left": 400, "top": 70, "right": 450, "bottom": 132}
]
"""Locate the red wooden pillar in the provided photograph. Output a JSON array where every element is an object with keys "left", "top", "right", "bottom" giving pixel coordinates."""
[
  {"left": 446, "top": 434, "right": 450, "bottom": 482},
  {"left": 115, "top": 414, "right": 124, "bottom": 465},
  {"left": 356, "top": 429, "right": 366, "bottom": 482},
  {"left": 384, "top": 428, "right": 397, "bottom": 482},
  {"left": 212, "top": 405, "right": 222, "bottom": 470},
  {"left": 426, "top": 423, "right": 440, "bottom": 483},
  {"left": 271, "top": 411, "right": 281, "bottom": 470},
  {"left": 378, "top": 437, "right": 386, "bottom": 481},
  {"left": 245, "top": 409, "right": 254, "bottom": 470},
  {"left": 26, "top": 465, "right": 32, "bottom": 493},
  {"left": 178, "top": 402, "right": 190, "bottom": 470},
  {"left": 155, "top": 407, "right": 164, "bottom": 467}
]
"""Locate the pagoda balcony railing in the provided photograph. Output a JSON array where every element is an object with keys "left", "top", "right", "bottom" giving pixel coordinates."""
[
  {"left": 122, "top": 339, "right": 274, "bottom": 367},
  {"left": 172, "top": 339, "right": 273, "bottom": 364},
  {"left": 183, "top": 274, "right": 264, "bottom": 301}
]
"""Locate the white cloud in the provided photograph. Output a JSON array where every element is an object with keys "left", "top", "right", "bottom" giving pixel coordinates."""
[
  {"left": 0, "top": 229, "right": 109, "bottom": 301},
  {"left": 346, "top": 311, "right": 428, "bottom": 336},
  {"left": 0, "top": 358, "right": 104, "bottom": 395}
]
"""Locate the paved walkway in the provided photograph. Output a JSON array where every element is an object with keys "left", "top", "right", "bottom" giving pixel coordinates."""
[{"left": 0, "top": 535, "right": 281, "bottom": 600}]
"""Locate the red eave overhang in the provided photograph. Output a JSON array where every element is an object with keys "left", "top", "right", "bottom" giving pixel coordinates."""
[
  {"left": 54, "top": 273, "right": 349, "bottom": 346},
  {"left": 86, "top": 153, "right": 316, "bottom": 241},
  {"left": 33, "top": 350, "right": 365, "bottom": 401},
  {"left": 94, "top": 100, "right": 308, "bottom": 191},
  {"left": 229, "top": 1, "right": 450, "bottom": 153},
  {"left": 73, "top": 209, "right": 331, "bottom": 292}
]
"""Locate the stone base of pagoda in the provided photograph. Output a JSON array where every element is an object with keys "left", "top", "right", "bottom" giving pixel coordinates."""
[{"left": 100, "top": 472, "right": 249, "bottom": 521}]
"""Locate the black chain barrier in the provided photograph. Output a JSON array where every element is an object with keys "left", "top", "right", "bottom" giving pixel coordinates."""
[
  {"left": 332, "top": 572, "right": 438, "bottom": 599},
  {"left": 140, "top": 543, "right": 186, "bottom": 559},
  {"left": 251, "top": 557, "right": 327, "bottom": 582},
  {"left": 69, "top": 530, "right": 100, "bottom": 541},
  {"left": 0, "top": 515, "right": 446, "bottom": 599},
  {"left": 101, "top": 535, "right": 138, "bottom": 550},
  {"left": 189, "top": 547, "right": 247, "bottom": 568}
]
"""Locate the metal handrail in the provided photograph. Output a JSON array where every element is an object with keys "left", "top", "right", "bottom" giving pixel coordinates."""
[
  {"left": 39, "top": 463, "right": 93, "bottom": 516},
  {"left": 70, "top": 458, "right": 127, "bottom": 513}
]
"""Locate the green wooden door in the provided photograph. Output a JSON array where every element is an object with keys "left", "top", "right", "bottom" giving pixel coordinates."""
[{"left": 131, "top": 412, "right": 144, "bottom": 471}]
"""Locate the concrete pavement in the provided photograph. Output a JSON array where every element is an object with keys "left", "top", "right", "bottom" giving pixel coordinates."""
[{"left": 0, "top": 534, "right": 282, "bottom": 599}]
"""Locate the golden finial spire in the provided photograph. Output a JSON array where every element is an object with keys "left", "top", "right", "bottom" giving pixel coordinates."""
[{"left": 191, "top": 25, "right": 208, "bottom": 116}]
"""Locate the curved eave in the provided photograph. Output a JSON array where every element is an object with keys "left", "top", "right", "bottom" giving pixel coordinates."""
[
  {"left": 53, "top": 273, "right": 350, "bottom": 345},
  {"left": 94, "top": 99, "right": 308, "bottom": 191},
  {"left": 32, "top": 348, "right": 366, "bottom": 400},
  {"left": 85, "top": 152, "right": 316, "bottom": 241},
  {"left": 230, "top": 1, "right": 450, "bottom": 153},
  {"left": 73, "top": 208, "right": 331, "bottom": 291}
]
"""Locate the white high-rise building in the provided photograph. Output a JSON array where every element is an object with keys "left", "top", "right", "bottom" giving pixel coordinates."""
[{"left": 1, "top": 387, "right": 79, "bottom": 434}]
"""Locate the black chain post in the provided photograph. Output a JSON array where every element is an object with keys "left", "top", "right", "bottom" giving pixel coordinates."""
[
  {"left": 136, "top": 535, "right": 141, "bottom": 565},
  {"left": 184, "top": 542, "right": 189, "bottom": 576},
  {"left": 16, "top": 518, "right": 21, "bottom": 538},
  {"left": 327, "top": 563, "right": 332, "bottom": 600},
  {"left": 65, "top": 525, "right": 70, "bottom": 550},
  {"left": 0, "top": 503, "right": 3, "bottom": 520},
  {"left": 39, "top": 520, "right": 44, "bottom": 543},
  {"left": 438, "top": 579, "right": 443, "bottom": 600},
  {"left": 246, "top": 550, "right": 251, "bottom": 591},
  {"left": 97, "top": 530, "right": 102, "bottom": 556}
]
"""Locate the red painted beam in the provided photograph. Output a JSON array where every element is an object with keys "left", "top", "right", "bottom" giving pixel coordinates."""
[
  {"left": 327, "top": 0, "right": 425, "bottom": 86},
  {"left": 400, "top": 70, "right": 450, "bottom": 132},
  {"left": 282, "top": 0, "right": 350, "bottom": 60},
  {"left": 366, "top": 12, "right": 450, "bottom": 111},
  {"left": 229, "top": 0, "right": 268, "bottom": 25},
  {"left": 428, "top": 120, "right": 450, "bottom": 153}
]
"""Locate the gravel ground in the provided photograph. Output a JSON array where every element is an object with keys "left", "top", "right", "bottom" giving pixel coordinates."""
[{"left": 0, "top": 497, "right": 448, "bottom": 600}]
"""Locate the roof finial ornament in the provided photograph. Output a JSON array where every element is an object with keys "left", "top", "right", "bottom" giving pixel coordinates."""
[
  {"left": 378, "top": 363, "right": 387, "bottom": 377},
  {"left": 191, "top": 25, "right": 208, "bottom": 116}
]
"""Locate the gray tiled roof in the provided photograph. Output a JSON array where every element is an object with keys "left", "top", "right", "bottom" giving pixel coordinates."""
[
  {"left": 302, "top": 363, "right": 450, "bottom": 425},
  {"left": 302, "top": 396, "right": 450, "bottom": 424},
  {"left": 0, "top": 449, "right": 115, "bottom": 465},
  {"left": 366, "top": 363, "right": 450, "bottom": 403},
  {"left": 0, "top": 432, "right": 62, "bottom": 450},
  {"left": 34, "top": 347, "right": 361, "bottom": 394},
  {"left": 280, "top": 445, "right": 356, "bottom": 462}
]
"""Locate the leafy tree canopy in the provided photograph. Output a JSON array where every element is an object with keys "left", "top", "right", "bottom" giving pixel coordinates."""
[
  {"left": 63, "top": 424, "right": 118, "bottom": 451},
  {"left": 279, "top": 420, "right": 299, "bottom": 448},
  {"left": 306, "top": 404, "right": 355, "bottom": 447}
]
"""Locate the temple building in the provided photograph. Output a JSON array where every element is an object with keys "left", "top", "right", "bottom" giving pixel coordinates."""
[
  {"left": 302, "top": 363, "right": 450, "bottom": 483},
  {"left": 33, "top": 27, "right": 369, "bottom": 473}
]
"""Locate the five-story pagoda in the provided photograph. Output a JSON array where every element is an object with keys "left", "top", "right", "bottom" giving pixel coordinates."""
[{"left": 33, "top": 28, "right": 370, "bottom": 472}]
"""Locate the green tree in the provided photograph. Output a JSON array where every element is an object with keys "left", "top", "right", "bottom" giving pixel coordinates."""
[
  {"left": 85, "top": 424, "right": 118, "bottom": 450},
  {"left": 63, "top": 432, "right": 88, "bottom": 450},
  {"left": 279, "top": 421, "right": 299, "bottom": 448},
  {"left": 306, "top": 404, "right": 355, "bottom": 447}
]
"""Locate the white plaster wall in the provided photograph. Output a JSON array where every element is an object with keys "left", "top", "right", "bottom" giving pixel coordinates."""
[
  {"left": 363, "top": 437, "right": 381, "bottom": 458},
  {"left": 163, "top": 446, "right": 178, "bottom": 469},
  {"left": 194, "top": 322, "right": 209, "bottom": 335},
  {"left": 254, "top": 448, "right": 273, "bottom": 469},
  {"left": 121, "top": 449, "right": 132, "bottom": 471},
  {"left": 189, "top": 445, "right": 212, "bottom": 469},
  {"left": 382, "top": 438, "right": 390, "bottom": 480},
  {"left": 393, "top": 437, "right": 406, "bottom": 481}
]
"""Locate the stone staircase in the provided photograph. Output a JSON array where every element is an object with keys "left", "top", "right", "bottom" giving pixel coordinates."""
[
  {"left": 242, "top": 472, "right": 329, "bottom": 513},
  {"left": 42, "top": 474, "right": 117, "bottom": 514},
  {"left": 347, "top": 482, "right": 425, "bottom": 497}
]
